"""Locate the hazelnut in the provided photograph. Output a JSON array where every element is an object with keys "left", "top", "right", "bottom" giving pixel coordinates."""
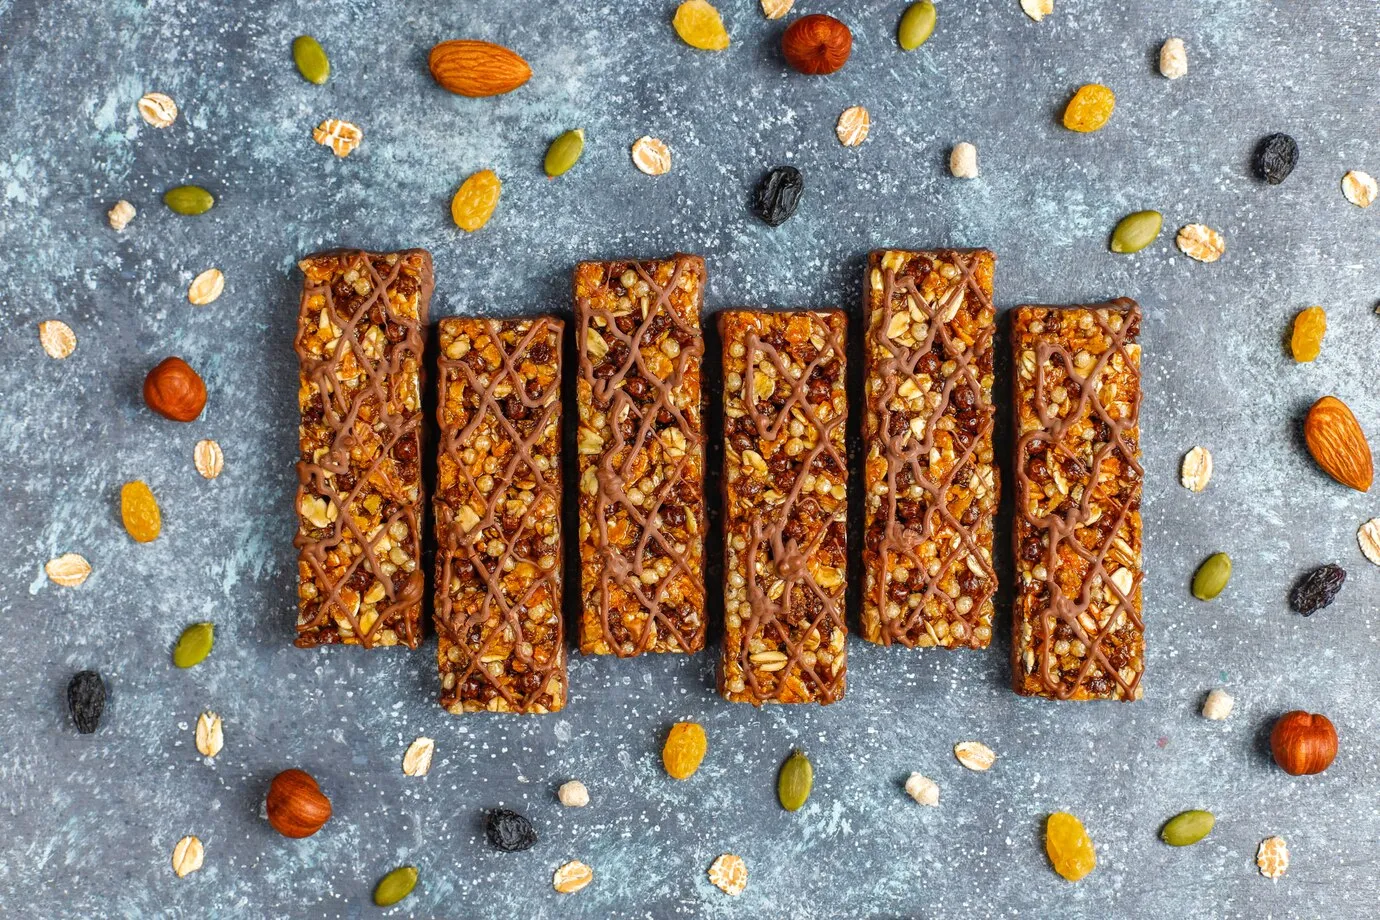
[
  {"left": 781, "top": 14, "right": 852, "bottom": 75},
  {"left": 1269, "top": 710, "right": 1338, "bottom": 776},
  {"left": 143, "top": 356, "right": 207, "bottom": 422},
  {"left": 266, "top": 768, "right": 332, "bottom": 838}
]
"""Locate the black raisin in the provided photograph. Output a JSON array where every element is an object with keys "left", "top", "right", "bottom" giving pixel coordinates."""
[
  {"left": 67, "top": 670, "right": 107, "bottom": 734},
  {"left": 485, "top": 808, "right": 537, "bottom": 851},
  {"left": 753, "top": 166, "right": 804, "bottom": 227},
  {"left": 1289, "top": 563, "right": 1345, "bottom": 616},
  {"left": 1253, "top": 133, "right": 1298, "bottom": 186}
]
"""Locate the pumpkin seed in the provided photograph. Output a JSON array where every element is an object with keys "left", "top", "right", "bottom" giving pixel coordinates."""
[
  {"left": 293, "top": 35, "right": 330, "bottom": 85},
  {"left": 1161, "top": 810, "right": 1215, "bottom": 846},
  {"left": 1110, "top": 210, "right": 1163, "bottom": 254},
  {"left": 544, "top": 129, "right": 585, "bottom": 178},
  {"left": 163, "top": 185, "right": 214, "bottom": 216},
  {"left": 373, "top": 865, "right": 418, "bottom": 906},
  {"left": 898, "top": 1, "right": 937, "bottom": 51},
  {"left": 173, "top": 622, "right": 215, "bottom": 668},
  {"left": 777, "top": 750, "right": 813, "bottom": 812},
  {"left": 1192, "top": 553, "right": 1231, "bottom": 601}
]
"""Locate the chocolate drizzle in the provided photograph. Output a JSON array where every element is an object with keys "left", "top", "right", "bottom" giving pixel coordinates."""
[{"left": 293, "top": 249, "right": 431, "bottom": 649}]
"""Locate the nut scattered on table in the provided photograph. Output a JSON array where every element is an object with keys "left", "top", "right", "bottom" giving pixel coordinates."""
[
  {"left": 195, "top": 711, "right": 223, "bottom": 758},
  {"left": 761, "top": 0, "right": 794, "bottom": 19},
  {"left": 557, "top": 780, "right": 590, "bottom": 808},
  {"left": 781, "top": 14, "right": 852, "bottom": 75},
  {"left": 1176, "top": 223, "right": 1226, "bottom": 262},
  {"left": 402, "top": 737, "right": 435, "bottom": 776},
  {"left": 313, "top": 118, "right": 362, "bottom": 158},
  {"left": 835, "top": 106, "right": 871, "bottom": 146},
  {"left": 707, "top": 853, "right": 748, "bottom": 896},
  {"left": 1270, "top": 710, "right": 1338, "bottom": 775},
  {"left": 1304, "top": 395, "right": 1374, "bottom": 492},
  {"left": 949, "top": 141, "right": 979, "bottom": 178},
  {"left": 187, "top": 268, "right": 225, "bottom": 305},
  {"left": 144, "top": 356, "right": 207, "bottom": 422},
  {"left": 171, "top": 835, "right": 204, "bottom": 878},
  {"left": 1256, "top": 836, "right": 1289, "bottom": 879},
  {"left": 1159, "top": 38, "right": 1187, "bottom": 79},
  {"left": 138, "top": 92, "right": 178, "bottom": 128},
  {"left": 1180, "top": 446, "right": 1213, "bottom": 492},
  {"left": 553, "top": 860, "right": 594, "bottom": 894},
  {"left": 266, "top": 769, "right": 332, "bottom": 838},
  {"left": 45, "top": 553, "right": 92, "bottom": 587},
  {"left": 1201, "top": 688, "right": 1234, "bottom": 721},
  {"left": 428, "top": 39, "right": 532, "bottom": 97},
  {"left": 954, "top": 741, "right": 996, "bottom": 772},
  {"left": 905, "top": 772, "right": 939, "bottom": 806},
  {"left": 193, "top": 439, "right": 224, "bottom": 480},
  {"left": 1021, "top": 0, "right": 1053, "bottom": 22},
  {"left": 38, "top": 320, "right": 76, "bottom": 359},
  {"left": 107, "top": 199, "right": 135, "bottom": 231},
  {"left": 1358, "top": 518, "right": 1380, "bottom": 566},
  {"left": 1342, "top": 170, "right": 1377, "bottom": 208},
  {"left": 631, "top": 136, "right": 671, "bottom": 176}
]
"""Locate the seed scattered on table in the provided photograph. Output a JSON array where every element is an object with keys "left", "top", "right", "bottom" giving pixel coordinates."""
[
  {"left": 557, "top": 780, "right": 590, "bottom": 808},
  {"left": 553, "top": 860, "right": 594, "bottom": 894},
  {"left": 138, "top": 92, "right": 178, "bottom": 128},
  {"left": 195, "top": 711, "right": 223, "bottom": 757},
  {"left": 631, "top": 136, "right": 672, "bottom": 175},
  {"left": 954, "top": 741, "right": 996, "bottom": 771},
  {"left": 1180, "top": 446, "right": 1213, "bottom": 492},
  {"left": 171, "top": 835, "right": 204, "bottom": 878},
  {"left": 905, "top": 772, "right": 939, "bottom": 806},
  {"left": 1357, "top": 518, "right": 1380, "bottom": 566},
  {"left": 1176, "top": 223, "right": 1225, "bottom": 262},
  {"left": 1201, "top": 688, "right": 1234, "bottom": 721},
  {"left": 38, "top": 320, "right": 76, "bottom": 359},
  {"left": 187, "top": 268, "right": 225, "bottom": 305},
  {"left": 836, "top": 106, "right": 871, "bottom": 146},
  {"left": 708, "top": 853, "right": 747, "bottom": 896},
  {"left": 46, "top": 552, "right": 92, "bottom": 587},
  {"left": 107, "top": 199, "right": 135, "bottom": 231},
  {"left": 1256, "top": 836, "right": 1289, "bottom": 879},
  {"left": 313, "top": 118, "right": 362, "bottom": 157},
  {"left": 402, "top": 737, "right": 435, "bottom": 776},
  {"left": 1342, "top": 170, "right": 1377, "bottom": 208},
  {"left": 949, "top": 141, "right": 979, "bottom": 178},
  {"left": 1159, "top": 38, "right": 1187, "bottom": 79}
]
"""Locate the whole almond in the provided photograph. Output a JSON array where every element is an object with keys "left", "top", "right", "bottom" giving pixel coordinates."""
[
  {"left": 429, "top": 40, "right": 531, "bottom": 97},
  {"left": 1304, "top": 395, "right": 1373, "bottom": 492}
]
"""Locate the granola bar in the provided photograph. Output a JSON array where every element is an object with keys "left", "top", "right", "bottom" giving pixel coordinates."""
[
  {"left": 293, "top": 249, "right": 431, "bottom": 648},
  {"left": 575, "top": 256, "right": 707, "bottom": 656},
  {"left": 862, "top": 249, "right": 998, "bottom": 649},
  {"left": 1012, "top": 301, "right": 1144, "bottom": 700},
  {"left": 719, "top": 310, "right": 848, "bottom": 705},
  {"left": 434, "top": 317, "right": 565, "bottom": 713}
]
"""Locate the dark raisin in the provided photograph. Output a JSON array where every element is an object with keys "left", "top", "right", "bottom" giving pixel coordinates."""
[
  {"left": 68, "top": 670, "right": 107, "bottom": 734},
  {"left": 753, "top": 166, "right": 804, "bottom": 227},
  {"left": 485, "top": 808, "right": 537, "bottom": 852},
  {"left": 1289, "top": 563, "right": 1345, "bottom": 616},
  {"left": 1253, "top": 133, "right": 1298, "bottom": 186}
]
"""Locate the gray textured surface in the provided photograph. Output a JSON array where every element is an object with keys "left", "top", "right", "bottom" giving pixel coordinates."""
[{"left": 1, "top": 0, "right": 1378, "bottom": 917}]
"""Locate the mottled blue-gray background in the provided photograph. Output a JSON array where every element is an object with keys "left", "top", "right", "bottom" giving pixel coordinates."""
[{"left": 1, "top": 0, "right": 1378, "bottom": 917}]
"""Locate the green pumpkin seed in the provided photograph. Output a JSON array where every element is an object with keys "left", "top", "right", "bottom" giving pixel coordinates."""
[
  {"left": 173, "top": 622, "right": 215, "bottom": 668},
  {"left": 373, "top": 865, "right": 418, "bottom": 906},
  {"left": 898, "top": 1, "right": 937, "bottom": 51},
  {"left": 777, "top": 750, "right": 813, "bottom": 812},
  {"left": 293, "top": 35, "right": 330, "bottom": 85},
  {"left": 1161, "top": 810, "right": 1215, "bottom": 846},
  {"left": 1110, "top": 210, "right": 1163, "bottom": 254},
  {"left": 1192, "top": 552, "right": 1232, "bottom": 601},
  {"left": 163, "top": 185, "right": 215, "bottom": 216},
  {"left": 544, "top": 129, "right": 585, "bottom": 178}
]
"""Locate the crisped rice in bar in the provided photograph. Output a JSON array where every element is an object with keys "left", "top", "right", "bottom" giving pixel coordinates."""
[
  {"left": 1012, "top": 301, "right": 1144, "bottom": 701},
  {"left": 719, "top": 309, "right": 848, "bottom": 705},
  {"left": 862, "top": 249, "right": 999, "bottom": 649},
  {"left": 574, "top": 256, "right": 707, "bottom": 656},
  {"left": 293, "top": 249, "right": 431, "bottom": 649},
  {"left": 434, "top": 317, "right": 565, "bottom": 714}
]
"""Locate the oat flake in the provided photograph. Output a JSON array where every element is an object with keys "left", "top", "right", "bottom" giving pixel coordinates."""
[
  {"left": 138, "top": 92, "right": 178, "bottom": 128},
  {"left": 631, "top": 137, "right": 672, "bottom": 176},
  {"left": 402, "top": 736, "right": 435, "bottom": 776},
  {"left": 1358, "top": 518, "right": 1380, "bottom": 566},
  {"left": 836, "top": 106, "right": 871, "bottom": 147},
  {"left": 313, "top": 119, "right": 363, "bottom": 157},
  {"left": 195, "top": 712, "right": 223, "bottom": 758},
  {"left": 187, "top": 268, "right": 225, "bottom": 305},
  {"left": 38, "top": 320, "right": 76, "bottom": 359},
  {"left": 761, "top": 0, "right": 794, "bottom": 18},
  {"left": 45, "top": 553, "right": 92, "bottom": 587},
  {"left": 1021, "top": 0, "right": 1053, "bottom": 21},
  {"left": 1256, "top": 836, "right": 1289, "bottom": 879},
  {"left": 708, "top": 853, "right": 747, "bottom": 896},
  {"left": 194, "top": 439, "right": 224, "bottom": 480},
  {"left": 553, "top": 860, "right": 594, "bottom": 894},
  {"left": 1180, "top": 446, "right": 1213, "bottom": 492},
  {"left": 954, "top": 741, "right": 996, "bottom": 771},
  {"left": 172, "top": 835, "right": 204, "bottom": 878},
  {"left": 1342, "top": 170, "right": 1377, "bottom": 208},
  {"left": 1176, "top": 224, "right": 1226, "bottom": 263}
]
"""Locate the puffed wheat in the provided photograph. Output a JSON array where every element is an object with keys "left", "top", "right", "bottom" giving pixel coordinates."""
[
  {"left": 108, "top": 199, "right": 135, "bottom": 231},
  {"left": 950, "top": 142, "right": 979, "bottom": 178},
  {"left": 1201, "top": 688, "right": 1234, "bottom": 721},
  {"left": 905, "top": 772, "right": 940, "bottom": 806},
  {"left": 1159, "top": 38, "right": 1187, "bottom": 79}
]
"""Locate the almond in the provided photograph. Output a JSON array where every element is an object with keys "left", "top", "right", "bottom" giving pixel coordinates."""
[
  {"left": 1304, "top": 395, "right": 1373, "bottom": 492},
  {"left": 428, "top": 40, "right": 531, "bottom": 97}
]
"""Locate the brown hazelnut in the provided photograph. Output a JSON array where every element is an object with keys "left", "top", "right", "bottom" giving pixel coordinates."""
[
  {"left": 143, "top": 356, "right": 207, "bottom": 422},
  {"left": 266, "top": 768, "right": 332, "bottom": 838},
  {"left": 781, "top": 14, "right": 852, "bottom": 75},
  {"left": 1269, "top": 710, "right": 1338, "bottom": 776}
]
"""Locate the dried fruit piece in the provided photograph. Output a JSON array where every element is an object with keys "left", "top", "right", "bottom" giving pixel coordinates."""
[
  {"left": 954, "top": 741, "right": 996, "bottom": 771},
  {"left": 173, "top": 622, "right": 215, "bottom": 669},
  {"left": 38, "top": 320, "right": 76, "bottom": 359},
  {"left": 402, "top": 737, "right": 435, "bottom": 776},
  {"left": 138, "top": 92, "right": 178, "bottom": 128},
  {"left": 1045, "top": 812, "right": 1096, "bottom": 882},
  {"left": 195, "top": 711, "right": 223, "bottom": 757},
  {"left": 1343, "top": 170, "right": 1377, "bottom": 208},
  {"left": 187, "top": 268, "right": 225, "bottom": 305},
  {"left": 544, "top": 129, "right": 585, "bottom": 178},
  {"left": 1062, "top": 84, "right": 1115, "bottom": 132},
  {"left": 662, "top": 721, "right": 708, "bottom": 779},
  {"left": 708, "top": 854, "right": 747, "bottom": 896},
  {"left": 68, "top": 670, "right": 106, "bottom": 734},
  {"left": 171, "top": 835, "right": 204, "bottom": 878},
  {"left": 1176, "top": 223, "right": 1225, "bottom": 262},
  {"left": 1191, "top": 552, "right": 1232, "bottom": 601},
  {"left": 1159, "top": 37, "right": 1187, "bottom": 78},
  {"left": 144, "top": 356, "right": 207, "bottom": 422},
  {"left": 292, "top": 35, "right": 330, "bottom": 85},
  {"left": 1290, "top": 306, "right": 1326, "bottom": 362},
  {"left": 761, "top": 0, "right": 794, "bottom": 19},
  {"left": 553, "top": 860, "right": 594, "bottom": 894},
  {"left": 374, "top": 866, "right": 418, "bottom": 906},
  {"left": 486, "top": 808, "right": 538, "bottom": 851},
  {"left": 1358, "top": 518, "right": 1380, "bottom": 566},
  {"left": 835, "top": 106, "right": 871, "bottom": 146},
  {"left": 428, "top": 40, "right": 532, "bottom": 97},
  {"left": 1202, "top": 688, "right": 1234, "bottom": 721},
  {"left": 1161, "top": 810, "right": 1214, "bottom": 847},
  {"left": 673, "top": 0, "right": 730, "bottom": 51},
  {"left": 949, "top": 141, "right": 979, "bottom": 178},
  {"left": 754, "top": 165, "right": 804, "bottom": 226},
  {"left": 1110, "top": 210, "right": 1163, "bottom": 253},
  {"left": 777, "top": 750, "right": 813, "bottom": 811},
  {"left": 1253, "top": 133, "right": 1298, "bottom": 185},
  {"left": 904, "top": 772, "right": 939, "bottom": 806},
  {"left": 451, "top": 169, "right": 502, "bottom": 231},
  {"left": 164, "top": 185, "right": 214, "bottom": 215},
  {"left": 782, "top": 14, "right": 852, "bottom": 75},
  {"left": 631, "top": 136, "right": 672, "bottom": 175},
  {"left": 108, "top": 199, "right": 135, "bottom": 231},
  {"left": 1257, "top": 836, "right": 1289, "bottom": 879},
  {"left": 194, "top": 439, "right": 224, "bottom": 480},
  {"left": 1021, "top": 0, "right": 1053, "bottom": 21},
  {"left": 557, "top": 780, "right": 590, "bottom": 807},
  {"left": 313, "top": 119, "right": 362, "bottom": 158},
  {"left": 46, "top": 553, "right": 92, "bottom": 587},
  {"left": 1180, "top": 446, "right": 1213, "bottom": 492},
  {"left": 1289, "top": 563, "right": 1345, "bottom": 615},
  {"left": 121, "top": 480, "right": 162, "bottom": 543},
  {"left": 1304, "top": 395, "right": 1373, "bottom": 492},
  {"left": 897, "top": 2, "right": 936, "bottom": 50}
]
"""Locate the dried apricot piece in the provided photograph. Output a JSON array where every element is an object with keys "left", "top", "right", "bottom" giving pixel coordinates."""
[
  {"left": 1062, "top": 84, "right": 1115, "bottom": 133},
  {"left": 1046, "top": 812, "right": 1096, "bottom": 881},
  {"left": 451, "top": 169, "right": 501, "bottom": 232},
  {"left": 121, "top": 480, "right": 162, "bottom": 543},
  {"left": 1290, "top": 306, "right": 1326, "bottom": 362},
  {"left": 661, "top": 721, "right": 707, "bottom": 779},
  {"left": 673, "top": 0, "right": 730, "bottom": 51}
]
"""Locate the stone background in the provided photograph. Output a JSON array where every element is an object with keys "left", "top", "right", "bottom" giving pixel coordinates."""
[{"left": 0, "top": 0, "right": 1377, "bottom": 917}]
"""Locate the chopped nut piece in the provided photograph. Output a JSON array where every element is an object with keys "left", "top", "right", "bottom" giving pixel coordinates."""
[
  {"left": 954, "top": 741, "right": 996, "bottom": 771},
  {"left": 1342, "top": 170, "right": 1377, "bottom": 208},
  {"left": 761, "top": 0, "right": 794, "bottom": 18},
  {"left": 1180, "top": 446, "right": 1213, "bottom": 492},
  {"left": 553, "top": 860, "right": 594, "bottom": 894},
  {"left": 45, "top": 553, "right": 92, "bottom": 587},
  {"left": 138, "top": 92, "right": 178, "bottom": 128},
  {"left": 557, "top": 780, "right": 590, "bottom": 808},
  {"left": 1358, "top": 518, "right": 1380, "bottom": 566},
  {"left": 1176, "top": 224, "right": 1226, "bottom": 262},
  {"left": 195, "top": 712, "right": 223, "bottom": 757},
  {"left": 187, "top": 268, "right": 225, "bottom": 305},
  {"left": 1201, "top": 688, "right": 1234, "bottom": 721},
  {"left": 1159, "top": 37, "right": 1187, "bottom": 79},
  {"left": 107, "top": 199, "right": 135, "bottom": 231},
  {"left": 313, "top": 118, "right": 363, "bottom": 157},
  {"left": 707, "top": 853, "right": 747, "bottom": 896},
  {"left": 835, "top": 106, "right": 871, "bottom": 146},
  {"left": 949, "top": 141, "right": 979, "bottom": 178},
  {"left": 631, "top": 136, "right": 672, "bottom": 176},
  {"left": 194, "top": 439, "right": 224, "bottom": 480},
  {"left": 1021, "top": 0, "right": 1053, "bottom": 21},
  {"left": 171, "top": 835, "right": 204, "bottom": 877},
  {"left": 38, "top": 320, "right": 76, "bottom": 359},
  {"left": 1256, "top": 836, "right": 1289, "bottom": 879},
  {"left": 402, "top": 736, "right": 435, "bottom": 776},
  {"left": 905, "top": 772, "right": 939, "bottom": 806}
]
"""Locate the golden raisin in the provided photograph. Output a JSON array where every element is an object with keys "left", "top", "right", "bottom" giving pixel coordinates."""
[
  {"left": 1046, "top": 812, "right": 1096, "bottom": 881},
  {"left": 121, "top": 480, "right": 162, "bottom": 543},
  {"left": 451, "top": 169, "right": 501, "bottom": 232},
  {"left": 672, "top": 0, "right": 730, "bottom": 51},
  {"left": 1062, "top": 84, "right": 1116, "bottom": 133},
  {"left": 661, "top": 721, "right": 707, "bottom": 779},
  {"left": 1290, "top": 305, "right": 1326, "bottom": 362}
]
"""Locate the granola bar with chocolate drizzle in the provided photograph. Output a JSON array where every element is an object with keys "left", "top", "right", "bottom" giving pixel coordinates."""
[{"left": 1012, "top": 301, "right": 1144, "bottom": 700}]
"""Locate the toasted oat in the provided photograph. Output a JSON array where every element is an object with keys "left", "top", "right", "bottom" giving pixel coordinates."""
[
  {"left": 905, "top": 772, "right": 940, "bottom": 806},
  {"left": 313, "top": 118, "right": 363, "bottom": 157},
  {"left": 38, "top": 320, "right": 76, "bottom": 359},
  {"left": 950, "top": 141, "right": 979, "bottom": 178},
  {"left": 1021, "top": 0, "right": 1053, "bottom": 21},
  {"left": 708, "top": 853, "right": 747, "bottom": 896},
  {"left": 954, "top": 741, "right": 996, "bottom": 771},
  {"left": 553, "top": 860, "right": 594, "bottom": 894},
  {"left": 557, "top": 780, "right": 590, "bottom": 808},
  {"left": 402, "top": 736, "right": 435, "bottom": 776},
  {"left": 1342, "top": 170, "right": 1377, "bottom": 208},
  {"left": 1256, "top": 836, "right": 1289, "bottom": 879},
  {"left": 1159, "top": 38, "right": 1187, "bottom": 79},
  {"left": 761, "top": 0, "right": 793, "bottom": 18},
  {"left": 1176, "top": 224, "right": 1226, "bottom": 262},
  {"left": 108, "top": 199, "right": 136, "bottom": 231},
  {"left": 195, "top": 712, "right": 223, "bottom": 757},
  {"left": 1180, "top": 446, "right": 1213, "bottom": 492},
  {"left": 836, "top": 106, "right": 871, "bottom": 147},
  {"left": 187, "top": 268, "right": 225, "bottom": 305},
  {"left": 1201, "top": 688, "right": 1234, "bottom": 721},
  {"left": 194, "top": 439, "right": 224, "bottom": 480},
  {"left": 631, "top": 136, "right": 672, "bottom": 176},
  {"left": 45, "top": 553, "right": 92, "bottom": 587},
  {"left": 171, "top": 835, "right": 204, "bottom": 877},
  {"left": 138, "top": 92, "right": 178, "bottom": 128},
  {"left": 1358, "top": 518, "right": 1380, "bottom": 566}
]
